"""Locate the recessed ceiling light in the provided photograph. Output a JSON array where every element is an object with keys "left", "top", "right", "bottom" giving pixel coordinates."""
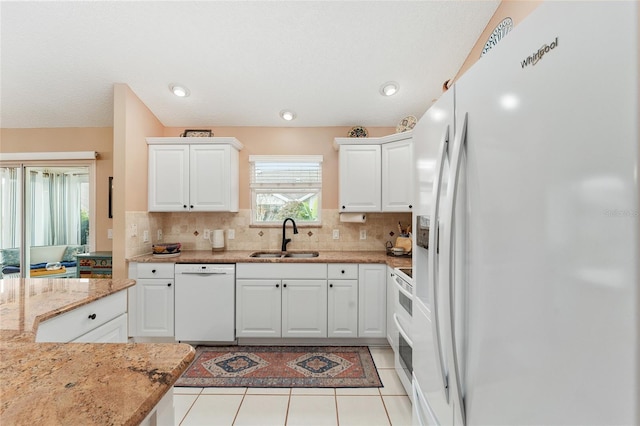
[
  {"left": 280, "top": 110, "right": 296, "bottom": 121},
  {"left": 170, "top": 84, "right": 190, "bottom": 97},
  {"left": 380, "top": 81, "right": 399, "bottom": 97}
]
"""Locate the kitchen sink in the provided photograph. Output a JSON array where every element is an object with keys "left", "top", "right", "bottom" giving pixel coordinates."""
[
  {"left": 249, "top": 251, "right": 320, "bottom": 258},
  {"left": 283, "top": 252, "right": 319, "bottom": 258},
  {"left": 249, "top": 252, "right": 283, "bottom": 258}
]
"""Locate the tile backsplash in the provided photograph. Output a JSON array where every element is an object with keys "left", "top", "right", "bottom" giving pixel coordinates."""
[{"left": 125, "top": 210, "right": 411, "bottom": 258}]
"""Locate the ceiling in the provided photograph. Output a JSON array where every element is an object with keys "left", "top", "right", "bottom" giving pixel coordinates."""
[{"left": 0, "top": 1, "right": 500, "bottom": 129}]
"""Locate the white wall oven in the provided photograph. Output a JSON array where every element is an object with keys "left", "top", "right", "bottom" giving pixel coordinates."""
[{"left": 393, "top": 267, "right": 413, "bottom": 397}]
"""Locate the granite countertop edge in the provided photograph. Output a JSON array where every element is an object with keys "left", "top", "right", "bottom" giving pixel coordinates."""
[{"left": 128, "top": 250, "right": 412, "bottom": 268}]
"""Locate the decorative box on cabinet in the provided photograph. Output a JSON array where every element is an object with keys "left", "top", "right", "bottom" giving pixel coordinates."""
[
  {"left": 147, "top": 137, "right": 243, "bottom": 212},
  {"left": 76, "top": 251, "right": 112, "bottom": 278}
]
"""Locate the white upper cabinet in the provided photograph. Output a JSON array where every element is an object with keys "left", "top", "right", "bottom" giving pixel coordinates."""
[
  {"left": 334, "top": 131, "right": 413, "bottom": 213},
  {"left": 381, "top": 139, "right": 414, "bottom": 212},
  {"left": 338, "top": 145, "right": 381, "bottom": 212},
  {"left": 147, "top": 137, "right": 243, "bottom": 212}
]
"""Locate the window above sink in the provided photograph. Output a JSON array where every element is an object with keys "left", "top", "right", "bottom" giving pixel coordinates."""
[{"left": 249, "top": 155, "right": 323, "bottom": 226}]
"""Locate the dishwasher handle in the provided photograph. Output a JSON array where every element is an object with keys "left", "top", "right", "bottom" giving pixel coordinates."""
[{"left": 177, "top": 271, "right": 230, "bottom": 275}]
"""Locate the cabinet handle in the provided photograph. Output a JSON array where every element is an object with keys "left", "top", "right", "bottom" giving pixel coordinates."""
[
  {"left": 183, "top": 205, "right": 187, "bottom": 209},
  {"left": 276, "top": 284, "right": 279, "bottom": 288},
  {"left": 88, "top": 313, "right": 97, "bottom": 320},
  {"left": 167, "top": 283, "right": 172, "bottom": 287},
  {"left": 341, "top": 270, "right": 345, "bottom": 274},
  {"left": 409, "top": 205, "right": 413, "bottom": 209},
  {"left": 342, "top": 205, "right": 345, "bottom": 209},
  {"left": 391, "top": 273, "right": 395, "bottom": 277},
  {"left": 283, "top": 283, "right": 287, "bottom": 288},
  {"left": 190, "top": 205, "right": 194, "bottom": 209},
  {"left": 329, "top": 283, "right": 333, "bottom": 288},
  {"left": 152, "top": 269, "right": 156, "bottom": 273}
]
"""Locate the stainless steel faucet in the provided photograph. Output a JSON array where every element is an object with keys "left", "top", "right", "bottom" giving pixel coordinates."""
[{"left": 281, "top": 217, "right": 299, "bottom": 251}]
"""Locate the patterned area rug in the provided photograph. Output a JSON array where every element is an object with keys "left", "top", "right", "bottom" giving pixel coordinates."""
[{"left": 175, "top": 346, "right": 382, "bottom": 388}]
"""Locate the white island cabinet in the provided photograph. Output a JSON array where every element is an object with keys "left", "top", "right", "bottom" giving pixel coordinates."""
[
  {"left": 35, "top": 290, "right": 127, "bottom": 343},
  {"left": 147, "top": 137, "right": 243, "bottom": 212}
]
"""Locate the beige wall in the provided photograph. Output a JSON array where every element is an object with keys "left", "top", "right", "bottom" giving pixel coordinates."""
[
  {"left": 454, "top": 0, "right": 542, "bottom": 83},
  {"left": 163, "top": 126, "right": 394, "bottom": 210},
  {"left": 0, "top": 127, "right": 114, "bottom": 251},
  {"left": 113, "top": 84, "right": 164, "bottom": 278}
]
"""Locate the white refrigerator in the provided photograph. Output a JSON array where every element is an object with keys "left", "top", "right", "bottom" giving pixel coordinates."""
[{"left": 412, "top": 2, "right": 639, "bottom": 425}]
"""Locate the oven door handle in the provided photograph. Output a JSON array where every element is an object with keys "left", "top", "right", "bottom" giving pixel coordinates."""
[
  {"left": 393, "top": 276, "right": 414, "bottom": 300},
  {"left": 393, "top": 313, "right": 414, "bottom": 347}
]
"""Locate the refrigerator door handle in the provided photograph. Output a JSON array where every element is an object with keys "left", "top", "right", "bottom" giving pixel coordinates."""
[
  {"left": 444, "top": 112, "right": 468, "bottom": 425},
  {"left": 428, "top": 124, "right": 450, "bottom": 402}
]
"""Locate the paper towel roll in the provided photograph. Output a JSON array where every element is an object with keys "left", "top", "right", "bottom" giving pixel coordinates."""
[
  {"left": 212, "top": 229, "right": 225, "bottom": 251},
  {"left": 339, "top": 213, "right": 367, "bottom": 223}
]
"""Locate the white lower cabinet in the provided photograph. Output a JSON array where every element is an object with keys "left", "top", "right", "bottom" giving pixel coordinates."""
[
  {"left": 236, "top": 278, "right": 328, "bottom": 338},
  {"left": 236, "top": 263, "right": 328, "bottom": 338},
  {"left": 36, "top": 290, "right": 128, "bottom": 343},
  {"left": 236, "top": 262, "right": 387, "bottom": 341},
  {"left": 358, "top": 264, "right": 387, "bottom": 338},
  {"left": 282, "top": 280, "right": 327, "bottom": 338},
  {"left": 236, "top": 279, "right": 282, "bottom": 337},
  {"left": 129, "top": 262, "right": 175, "bottom": 338},
  {"left": 327, "top": 263, "right": 359, "bottom": 338},
  {"left": 136, "top": 279, "right": 174, "bottom": 337}
]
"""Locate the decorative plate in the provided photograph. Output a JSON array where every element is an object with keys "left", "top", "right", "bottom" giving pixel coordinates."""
[
  {"left": 152, "top": 252, "right": 181, "bottom": 258},
  {"left": 348, "top": 126, "right": 369, "bottom": 138},
  {"left": 396, "top": 115, "right": 417, "bottom": 133}
]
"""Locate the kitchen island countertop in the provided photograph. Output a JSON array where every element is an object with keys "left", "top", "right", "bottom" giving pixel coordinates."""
[{"left": 0, "top": 278, "right": 195, "bottom": 426}]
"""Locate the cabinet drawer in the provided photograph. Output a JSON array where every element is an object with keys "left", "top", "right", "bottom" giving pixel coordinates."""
[
  {"left": 36, "top": 290, "right": 127, "bottom": 342},
  {"left": 328, "top": 264, "right": 358, "bottom": 280},
  {"left": 137, "top": 262, "right": 174, "bottom": 278}
]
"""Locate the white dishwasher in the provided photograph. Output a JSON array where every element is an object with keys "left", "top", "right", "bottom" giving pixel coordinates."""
[{"left": 175, "top": 264, "right": 235, "bottom": 342}]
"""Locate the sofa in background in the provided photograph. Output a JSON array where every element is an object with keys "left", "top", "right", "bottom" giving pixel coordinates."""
[{"left": 0, "top": 245, "right": 87, "bottom": 278}]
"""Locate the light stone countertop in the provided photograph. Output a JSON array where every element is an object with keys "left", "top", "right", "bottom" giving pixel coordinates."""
[
  {"left": 0, "top": 278, "right": 136, "bottom": 342},
  {"left": 129, "top": 249, "right": 412, "bottom": 269},
  {"left": 0, "top": 278, "right": 195, "bottom": 426}
]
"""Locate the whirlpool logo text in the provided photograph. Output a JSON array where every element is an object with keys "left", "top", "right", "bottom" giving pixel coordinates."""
[{"left": 521, "top": 37, "right": 559, "bottom": 68}]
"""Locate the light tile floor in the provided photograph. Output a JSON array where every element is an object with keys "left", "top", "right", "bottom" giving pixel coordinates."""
[{"left": 174, "top": 346, "right": 412, "bottom": 426}]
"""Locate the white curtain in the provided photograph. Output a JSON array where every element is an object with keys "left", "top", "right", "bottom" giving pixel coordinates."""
[
  {"left": 29, "top": 170, "right": 82, "bottom": 246},
  {"left": 0, "top": 167, "right": 20, "bottom": 248}
]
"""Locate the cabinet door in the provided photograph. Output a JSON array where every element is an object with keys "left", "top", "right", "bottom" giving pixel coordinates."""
[
  {"left": 282, "top": 279, "right": 327, "bottom": 338},
  {"left": 73, "top": 313, "right": 128, "bottom": 343},
  {"left": 386, "top": 267, "right": 398, "bottom": 350},
  {"left": 190, "top": 144, "right": 232, "bottom": 211},
  {"left": 339, "top": 145, "right": 381, "bottom": 212},
  {"left": 382, "top": 139, "right": 414, "bottom": 212},
  {"left": 148, "top": 145, "right": 190, "bottom": 212},
  {"left": 236, "top": 279, "right": 282, "bottom": 337},
  {"left": 358, "top": 264, "right": 387, "bottom": 337},
  {"left": 328, "top": 279, "right": 358, "bottom": 338},
  {"left": 136, "top": 279, "right": 175, "bottom": 337}
]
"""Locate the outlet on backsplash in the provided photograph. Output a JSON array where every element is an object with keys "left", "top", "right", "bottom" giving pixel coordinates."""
[
  {"left": 360, "top": 229, "right": 367, "bottom": 240},
  {"left": 157, "top": 229, "right": 163, "bottom": 241},
  {"left": 228, "top": 229, "right": 235, "bottom": 239}
]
